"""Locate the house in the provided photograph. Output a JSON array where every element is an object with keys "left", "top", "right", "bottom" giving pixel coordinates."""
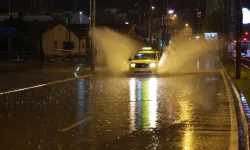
[
  {"left": 22, "top": 15, "right": 53, "bottom": 22},
  {"left": 23, "top": 21, "right": 88, "bottom": 58}
]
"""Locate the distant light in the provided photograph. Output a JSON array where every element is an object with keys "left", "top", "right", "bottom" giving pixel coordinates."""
[
  {"left": 244, "top": 38, "right": 247, "bottom": 41},
  {"left": 76, "top": 66, "right": 80, "bottom": 72},
  {"left": 89, "top": 17, "right": 90, "bottom": 19},
  {"left": 168, "top": 10, "right": 174, "bottom": 14},
  {"left": 243, "top": 8, "right": 250, "bottom": 24},
  {"left": 142, "top": 47, "right": 152, "bottom": 50},
  {"left": 234, "top": 40, "right": 236, "bottom": 43},
  {"left": 125, "top": 22, "right": 129, "bottom": 24},
  {"left": 152, "top": 6, "right": 155, "bottom": 10},
  {"left": 79, "top": 11, "right": 82, "bottom": 15},
  {"left": 185, "top": 23, "right": 189, "bottom": 27},
  {"left": 246, "top": 32, "right": 248, "bottom": 35},
  {"left": 195, "top": 36, "right": 200, "bottom": 39}
]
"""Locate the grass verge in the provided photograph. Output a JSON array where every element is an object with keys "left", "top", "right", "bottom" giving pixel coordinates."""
[{"left": 223, "top": 59, "right": 250, "bottom": 105}]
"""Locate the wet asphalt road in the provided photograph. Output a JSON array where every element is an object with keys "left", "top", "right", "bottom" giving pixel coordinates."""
[{"left": 0, "top": 67, "right": 237, "bottom": 149}]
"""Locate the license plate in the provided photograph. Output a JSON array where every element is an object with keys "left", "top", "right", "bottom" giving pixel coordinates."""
[{"left": 137, "top": 68, "right": 149, "bottom": 71}]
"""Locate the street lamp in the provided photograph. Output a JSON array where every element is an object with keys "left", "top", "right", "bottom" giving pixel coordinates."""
[
  {"left": 152, "top": 6, "right": 155, "bottom": 10},
  {"left": 90, "top": 0, "right": 96, "bottom": 71},
  {"left": 168, "top": 9, "right": 174, "bottom": 14},
  {"left": 185, "top": 23, "right": 189, "bottom": 27}
]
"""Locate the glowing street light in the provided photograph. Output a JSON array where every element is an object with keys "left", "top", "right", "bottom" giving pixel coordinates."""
[
  {"left": 151, "top": 6, "right": 155, "bottom": 10},
  {"left": 185, "top": 23, "right": 189, "bottom": 27},
  {"left": 168, "top": 9, "right": 174, "bottom": 14}
]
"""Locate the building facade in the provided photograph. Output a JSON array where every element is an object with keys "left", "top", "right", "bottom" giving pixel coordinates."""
[{"left": 42, "top": 24, "right": 86, "bottom": 57}]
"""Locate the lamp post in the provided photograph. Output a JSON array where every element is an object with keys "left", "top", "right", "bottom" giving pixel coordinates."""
[
  {"left": 8, "top": 0, "right": 11, "bottom": 15},
  {"left": 89, "top": 0, "right": 96, "bottom": 71},
  {"left": 91, "top": 0, "right": 96, "bottom": 71},
  {"left": 135, "top": 3, "right": 141, "bottom": 35},
  {"left": 236, "top": 0, "right": 243, "bottom": 79},
  {"left": 149, "top": 0, "right": 152, "bottom": 45}
]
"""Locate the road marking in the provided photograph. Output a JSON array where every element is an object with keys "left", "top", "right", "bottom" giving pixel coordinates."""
[
  {"left": 59, "top": 117, "right": 92, "bottom": 132},
  {"left": 0, "top": 74, "right": 92, "bottom": 96},
  {"left": 221, "top": 69, "right": 239, "bottom": 150}
]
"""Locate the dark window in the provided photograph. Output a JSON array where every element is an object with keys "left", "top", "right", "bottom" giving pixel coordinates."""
[{"left": 54, "top": 41, "right": 58, "bottom": 49}]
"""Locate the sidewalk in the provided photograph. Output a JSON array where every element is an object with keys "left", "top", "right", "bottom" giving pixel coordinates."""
[{"left": 0, "top": 62, "right": 37, "bottom": 72}]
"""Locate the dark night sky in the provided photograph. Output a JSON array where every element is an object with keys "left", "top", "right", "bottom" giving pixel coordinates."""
[{"left": 1, "top": 0, "right": 204, "bottom": 15}]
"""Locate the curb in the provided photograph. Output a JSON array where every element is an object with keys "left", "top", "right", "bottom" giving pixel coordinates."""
[{"left": 221, "top": 61, "right": 250, "bottom": 150}]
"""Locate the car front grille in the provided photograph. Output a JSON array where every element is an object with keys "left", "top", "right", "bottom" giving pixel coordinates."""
[
  {"left": 134, "top": 71, "right": 152, "bottom": 73},
  {"left": 135, "top": 63, "right": 149, "bottom": 68}
]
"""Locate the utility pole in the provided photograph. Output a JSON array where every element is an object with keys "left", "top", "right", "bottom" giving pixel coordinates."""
[
  {"left": 236, "top": 0, "right": 243, "bottom": 79},
  {"left": 74, "top": 0, "right": 76, "bottom": 13},
  {"left": 135, "top": 3, "right": 141, "bottom": 36},
  {"left": 91, "top": 0, "right": 96, "bottom": 71},
  {"left": 138, "top": 4, "right": 141, "bottom": 36},
  {"left": 30, "top": 0, "right": 33, "bottom": 11},
  {"left": 149, "top": 0, "right": 152, "bottom": 45},
  {"left": 166, "top": 0, "right": 169, "bottom": 45},
  {"left": 89, "top": 0, "right": 92, "bottom": 66},
  {"left": 8, "top": 0, "right": 11, "bottom": 15}
]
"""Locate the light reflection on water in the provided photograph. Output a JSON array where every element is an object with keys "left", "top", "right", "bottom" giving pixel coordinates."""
[
  {"left": 77, "top": 79, "right": 85, "bottom": 133},
  {"left": 129, "top": 78, "right": 136, "bottom": 131},
  {"left": 129, "top": 77, "right": 158, "bottom": 131}
]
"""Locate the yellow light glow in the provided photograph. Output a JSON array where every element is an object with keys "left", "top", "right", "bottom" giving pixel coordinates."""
[
  {"left": 129, "top": 78, "right": 136, "bottom": 131},
  {"left": 148, "top": 78, "right": 158, "bottom": 128}
]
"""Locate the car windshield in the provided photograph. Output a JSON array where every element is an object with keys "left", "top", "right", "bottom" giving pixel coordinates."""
[{"left": 133, "top": 53, "right": 156, "bottom": 60}]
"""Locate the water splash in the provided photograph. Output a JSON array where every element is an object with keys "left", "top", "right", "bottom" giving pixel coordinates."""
[
  {"left": 93, "top": 27, "right": 143, "bottom": 74},
  {"left": 158, "top": 34, "right": 217, "bottom": 74}
]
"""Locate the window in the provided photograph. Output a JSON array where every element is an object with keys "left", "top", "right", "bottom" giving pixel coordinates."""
[
  {"left": 133, "top": 53, "right": 156, "bottom": 60},
  {"left": 71, "top": 41, "right": 75, "bottom": 49},
  {"left": 54, "top": 41, "right": 58, "bottom": 49}
]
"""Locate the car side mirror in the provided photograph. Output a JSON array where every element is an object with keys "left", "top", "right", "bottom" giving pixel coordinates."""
[{"left": 128, "top": 58, "right": 132, "bottom": 61}]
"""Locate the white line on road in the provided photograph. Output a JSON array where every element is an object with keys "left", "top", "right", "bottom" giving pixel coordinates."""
[
  {"left": 221, "top": 69, "right": 238, "bottom": 150},
  {"left": 59, "top": 117, "right": 92, "bottom": 132},
  {"left": 0, "top": 74, "right": 92, "bottom": 96}
]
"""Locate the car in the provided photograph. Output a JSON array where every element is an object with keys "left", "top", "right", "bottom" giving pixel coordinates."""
[{"left": 128, "top": 47, "right": 160, "bottom": 75}]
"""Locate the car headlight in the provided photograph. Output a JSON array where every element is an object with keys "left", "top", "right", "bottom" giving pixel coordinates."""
[
  {"left": 149, "top": 63, "right": 157, "bottom": 68},
  {"left": 130, "top": 63, "right": 136, "bottom": 67}
]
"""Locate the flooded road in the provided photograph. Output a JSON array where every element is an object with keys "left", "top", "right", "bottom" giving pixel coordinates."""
[{"left": 0, "top": 69, "right": 237, "bottom": 149}]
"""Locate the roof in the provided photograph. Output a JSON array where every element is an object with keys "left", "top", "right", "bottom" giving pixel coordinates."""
[
  {"left": 137, "top": 50, "right": 156, "bottom": 54},
  {"left": 22, "top": 15, "right": 53, "bottom": 22},
  {"left": 21, "top": 21, "right": 65, "bottom": 37}
]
